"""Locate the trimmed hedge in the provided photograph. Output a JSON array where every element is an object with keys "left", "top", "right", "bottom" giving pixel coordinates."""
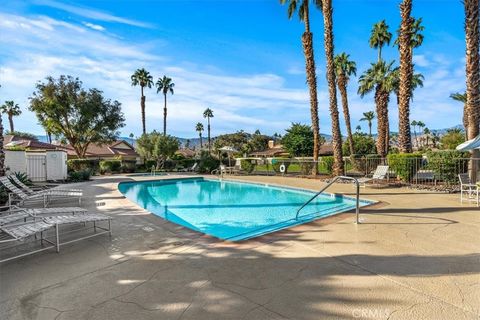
[
  {"left": 69, "top": 168, "right": 92, "bottom": 182},
  {"left": 426, "top": 150, "right": 470, "bottom": 184},
  {"left": 67, "top": 159, "right": 100, "bottom": 173},
  {"left": 240, "top": 159, "right": 255, "bottom": 173},
  {"left": 99, "top": 160, "right": 122, "bottom": 174},
  {"left": 320, "top": 156, "right": 334, "bottom": 174},
  {"left": 387, "top": 153, "right": 422, "bottom": 182}
]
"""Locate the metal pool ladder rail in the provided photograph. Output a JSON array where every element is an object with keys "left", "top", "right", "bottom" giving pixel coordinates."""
[{"left": 295, "top": 176, "right": 361, "bottom": 224}]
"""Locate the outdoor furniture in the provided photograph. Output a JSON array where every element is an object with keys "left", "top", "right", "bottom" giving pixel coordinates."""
[
  {"left": 0, "top": 176, "right": 83, "bottom": 207},
  {"left": 414, "top": 170, "right": 437, "bottom": 185},
  {"left": 459, "top": 173, "right": 478, "bottom": 205},
  {"left": 0, "top": 206, "right": 87, "bottom": 226},
  {"left": 9, "top": 175, "right": 81, "bottom": 195},
  {"left": 0, "top": 212, "right": 112, "bottom": 263},
  {"left": 357, "top": 165, "right": 389, "bottom": 187}
]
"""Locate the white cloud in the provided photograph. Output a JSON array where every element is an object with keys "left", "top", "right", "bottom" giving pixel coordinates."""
[
  {"left": 34, "top": 0, "right": 153, "bottom": 28},
  {"left": 82, "top": 21, "right": 105, "bottom": 31},
  {"left": 413, "top": 54, "right": 429, "bottom": 67}
]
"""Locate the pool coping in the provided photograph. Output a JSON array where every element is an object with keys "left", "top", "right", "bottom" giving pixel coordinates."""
[{"left": 117, "top": 176, "right": 380, "bottom": 242}]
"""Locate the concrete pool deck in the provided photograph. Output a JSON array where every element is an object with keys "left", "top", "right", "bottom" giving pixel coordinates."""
[{"left": 0, "top": 174, "right": 479, "bottom": 319}]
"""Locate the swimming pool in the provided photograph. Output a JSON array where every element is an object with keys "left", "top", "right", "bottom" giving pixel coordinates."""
[{"left": 118, "top": 178, "right": 374, "bottom": 241}]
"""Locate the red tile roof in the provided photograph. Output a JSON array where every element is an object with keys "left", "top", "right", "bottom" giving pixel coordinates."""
[{"left": 58, "top": 140, "right": 138, "bottom": 158}]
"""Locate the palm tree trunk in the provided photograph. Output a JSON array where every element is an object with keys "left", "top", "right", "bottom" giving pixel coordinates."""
[
  {"left": 207, "top": 118, "right": 211, "bottom": 152},
  {"left": 141, "top": 86, "right": 146, "bottom": 135},
  {"left": 465, "top": 0, "right": 480, "bottom": 180},
  {"left": 301, "top": 1, "right": 320, "bottom": 176},
  {"left": 323, "top": 0, "right": 344, "bottom": 176},
  {"left": 0, "top": 115, "right": 4, "bottom": 176},
  {"left": 463, "top": 104, "right": 469, "bottom": 140},
  {"left": 375, "top": 88, "right": 388, "bottom": 158},
  {"left": 163, "top": 93, "right": 167, "bottom": 136},
  {"left": 338, "top": 77, "right": 355, "bottom": 155},
  {"left": 369, "top": 122, "right": 372, "bottom": 137},
  {"left": 398, "top": 0, "right": 414, "bottom": 153},
  {"left": 199, "top": 133, "right": 203, "bottom": 148},
  {"left": 8, "top": 114, "right": 14, "bottom": 133}
]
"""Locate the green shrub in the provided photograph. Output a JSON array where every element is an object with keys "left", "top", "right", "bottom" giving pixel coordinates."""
[
  {"left": 68, "top": 159, "right": 99, "bottom": 173},
  {"left": 426, "top": 150, "right": 470, "bottom": 184},
  {"left": 198, "top": 154, "right": 220, "bottom": 173},
  {"left": 387, "top": 153, "right": 422, "bottom": 182},
  {"left": 320, "top": 156, "right": 334, "bottom": 174},
  {"left": 99, "top": 160, "right": 122, "bottom": 174},
  {"left": 68, "top": 168, "right": 92, "bottom": 182},
  {"left": 300, "top": 161, "right": 315, "bottom": 175},
  {"left": 271, "top": 158, "right": 291, "bottom": 174},
  {"left": 10, "top": 171, "right": 31, "bottom": 185},
  {"left": 121, "top": 161, "right": 136, "bottom": 173},
  {"left": 240, "top": 160, "right": 255, "bottom": 173}
]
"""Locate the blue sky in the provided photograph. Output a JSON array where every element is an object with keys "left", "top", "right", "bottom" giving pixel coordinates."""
[{"left": 0, "top": 0, "right": 467, "bottom": 139}]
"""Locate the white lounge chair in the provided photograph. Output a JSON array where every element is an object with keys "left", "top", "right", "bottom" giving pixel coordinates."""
[
  {"left": 9, "top": 175, "right": 81, "bottom": 195},
  {"left": 0, "top": 176, "right": 82, "bottom": 207},
  {"left": 0, "top": 212, "right": 112, "bottom": 263},
  {"left": 459, "top": 173, "right": 478, "bottom": 205},
  {"left": 0, "top": 206, "right": 87, "bottom": 226},
  {"left": 357, "top": 165, "right": 389, "bottom": 187}
]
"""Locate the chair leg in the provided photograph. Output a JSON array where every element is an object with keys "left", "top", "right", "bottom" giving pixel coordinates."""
[{"left": 55, "top": 224, "right": 60, "bottom": 253}]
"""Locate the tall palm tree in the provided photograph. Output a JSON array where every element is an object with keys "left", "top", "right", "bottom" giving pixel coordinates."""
[
  {"left": 203, "top": 108, "right": 214, "bottom": 152},
  {"left": 410, "top": 120, "right": 418, "bottom": 147},
  {"left": 360, "top": 111, "right": 375, "bottom": 137},
  {"left": 464, "top": 0, "right": 479, "bottom": 176},
  {"left": 334, "top": 53, "right": 357, "bottom": 156},
  {"left": 355, "top": 125, "right": 362, "bottom": 133},
  {"left": 423, "top": 127, "right": 430, "bottom": 148},
  {"left": 156, "top": 76, "right": 175, "bottom": 136},
  {"left": 358, "top": 60, "right": 396, "bottom": 158},
  {"left": 417, "top": 120, "right": 425, "bottom": 147},
  {"left": 397, "top": 0, "right": 425, "bottom": 153},
  {"left": 322, "top": 0, "right": 343, "bottom": 175},
  {"left": 195, "top": 122, "right": 204, "bottom": 148},
  {"left": 450, "top": 92, "right": 468, "bottom": 139},
  {"left": 281, "top": 0, "right": 322, "bottom": 175},
  {"left": 369, "top": 20, "right": 392, "bottom": 62},
  {"left": 131, "top": 68, "right": 153, "bottom": 135},
  {"left": 0, "top": 101, "right": 21, "bottom": 132}
]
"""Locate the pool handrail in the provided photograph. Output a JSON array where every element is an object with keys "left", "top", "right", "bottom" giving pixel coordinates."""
[{"left": 295, "top": 176, "right": 361, "bottom": 224}]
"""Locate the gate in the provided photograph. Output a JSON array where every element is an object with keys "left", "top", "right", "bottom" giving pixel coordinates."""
[{"left": 27, "top": 154, "right": 47, "bottom": 182}]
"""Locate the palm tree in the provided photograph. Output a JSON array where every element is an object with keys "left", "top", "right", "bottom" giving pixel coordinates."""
[
  {"left": 195, "top": 122, "right": 204, "bottom": 148},
  {"left": 281, "top": 0, "right": 322, "bottom": 175},
  {"left": 423, "top": 127, "right": 431, "bottom": 148},
  {"left": 410, "top": 120, "right": 418, "bottom": 147},
  {"left": 156, "top": 76, "right": 175, "bottom": 136},
  {"left": 450, "top": 92, "right": 468, "bottom": 139},
  {"left": 1, "top": 101, "right": 21, "bottom": 132},
  {"left": 358, "top": 60, "right": 396, "bottom": 158},
  {"left": 355, "top": 125, "right": 362, "bottom": 133},
  {"left": 203, "top": 108, "right": 214, "bottom": 152},
  {"left": 417, "top": 121, "right": 425, "bottom": 147},
  {"left": 464, "top": 0, "right": 480, "bottom": 163},
  {"left": 360, "top": 111, "right": 375, "bottom": 137},
  {"left": 131, "top": 68, "right": 153, "bottom": 135},
  {"left": 321, "top": 0, "right": 343, "bottom": 175},
  {"left": 334, "top": 52, "right": 357, "bottom": 156},
  {"left": 369, "top": 20, "right": 392, "bottom": 62},
  {"left": 397, "top": 1, "right": 425, "bottom": 153}
]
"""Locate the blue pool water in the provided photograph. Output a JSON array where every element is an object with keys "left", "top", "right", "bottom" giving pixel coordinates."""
[{"left": 118, "top": 178, "right": 373, "bottom": 241}]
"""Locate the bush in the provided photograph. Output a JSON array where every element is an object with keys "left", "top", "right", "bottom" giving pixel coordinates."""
[
  {"left": 68, "top": 168, "right": 92, "bottom": 182},
  {"left": 121, "top": 161, "right": 136, "bottom": 173},
  {"left": 99, "top": 160, "right": 122, "bottom": 174},
  {"left": 271, "top": 158, "right": 291, "bottom": 174},
  {"left": 240, "top": 160, "right": 255, "bottom": 173},
  {"left": 300, "top": 161, "right": 315, "bottom": 175},
  {"left": 68, "top": 159, "right": 99, "bottom": 173},
  {"left": 426, "top": 150, "right": 470, "bottom": 184},
  {"left": 342, "top": 134, "right": 376, "bottom": 156},
  {"left": 198, "top": 153, "right": 220, "bottom": 173},
  {"left": 320, "top": 156, "right": 334, "bottom": 174},
  {"left": 387, "top": 153, "right": 422, "bottom": 182}
]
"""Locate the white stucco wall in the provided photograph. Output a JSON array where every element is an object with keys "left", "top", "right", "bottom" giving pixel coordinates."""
[{"left": 5, "top": 150, "right": 27, "bottom": 174}]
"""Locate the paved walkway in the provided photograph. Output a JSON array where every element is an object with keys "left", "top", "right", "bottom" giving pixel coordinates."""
[{"left": 0, "top": 174, "right": 479, "bottom": 319}]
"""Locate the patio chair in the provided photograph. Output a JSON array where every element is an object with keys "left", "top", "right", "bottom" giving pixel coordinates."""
[
  {"left": 9, "top": 175, "right": 81, "bottom": 195},
  {"left": 0, "top": 206, "right": 87, "bottom": 226},
  {"left": 414, "top": 170, "right": 437, "bottom": 185},
  {"left": 357, "top": 165, "right": 389, "bottom": 188},
  {"left": 0, "top": 212, "right": 112, "bottom": 263},
  {"left": 0, "top": 176, "right": 83, "bottom": 207},
  {"left": 458, "top": 173, "right": 478, "bottom": 204}
]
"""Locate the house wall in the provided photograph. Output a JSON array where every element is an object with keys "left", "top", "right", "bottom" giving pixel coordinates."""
[{"left": 5, "top": 150, "right": 27, "bottom": 174}]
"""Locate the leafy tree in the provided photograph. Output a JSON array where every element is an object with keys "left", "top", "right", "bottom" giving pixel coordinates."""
[
  {"left": 5, "top": 131, "right": 38, "bottom": 140},
  {"left": 1, "top": 101, "right": 21, "bottom": 132},
  {"left": 131, "top": 68, "right": 153, "bottom": 134},
  {"left": 440, "top": 129, "right": 466, "bottom": 150},
  {"left": 282, "top": 123, "right": 315, "bottom": 157},
  {"left": 136, "top": 131, "right": 179, "bottom": 168},
  {"left": 203, "top": 108, "right": 214, "bottom": 152},
  {"left": 334, "top": 52, "right": 356, "bottom": 156},
  {"left": 450, "top": 92, "right": 468, "bottom": 139},
  {"left": 156, "top": 75, "right": 175, "bottom": 136},
  {"left": 280, "top": 0, "right": 322, "bottom": 175},
  {"left": 29, "top": 75, "right": 125, "bottom": 158},
  {"left": 360, "top": 111, "right": 375, "bottom": 137},
  {"left": 195, "top": 122, "right": 204, "bottom": 148},
  {"left": 342, "top": 133, "right": 376, "bottom": 156}
]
